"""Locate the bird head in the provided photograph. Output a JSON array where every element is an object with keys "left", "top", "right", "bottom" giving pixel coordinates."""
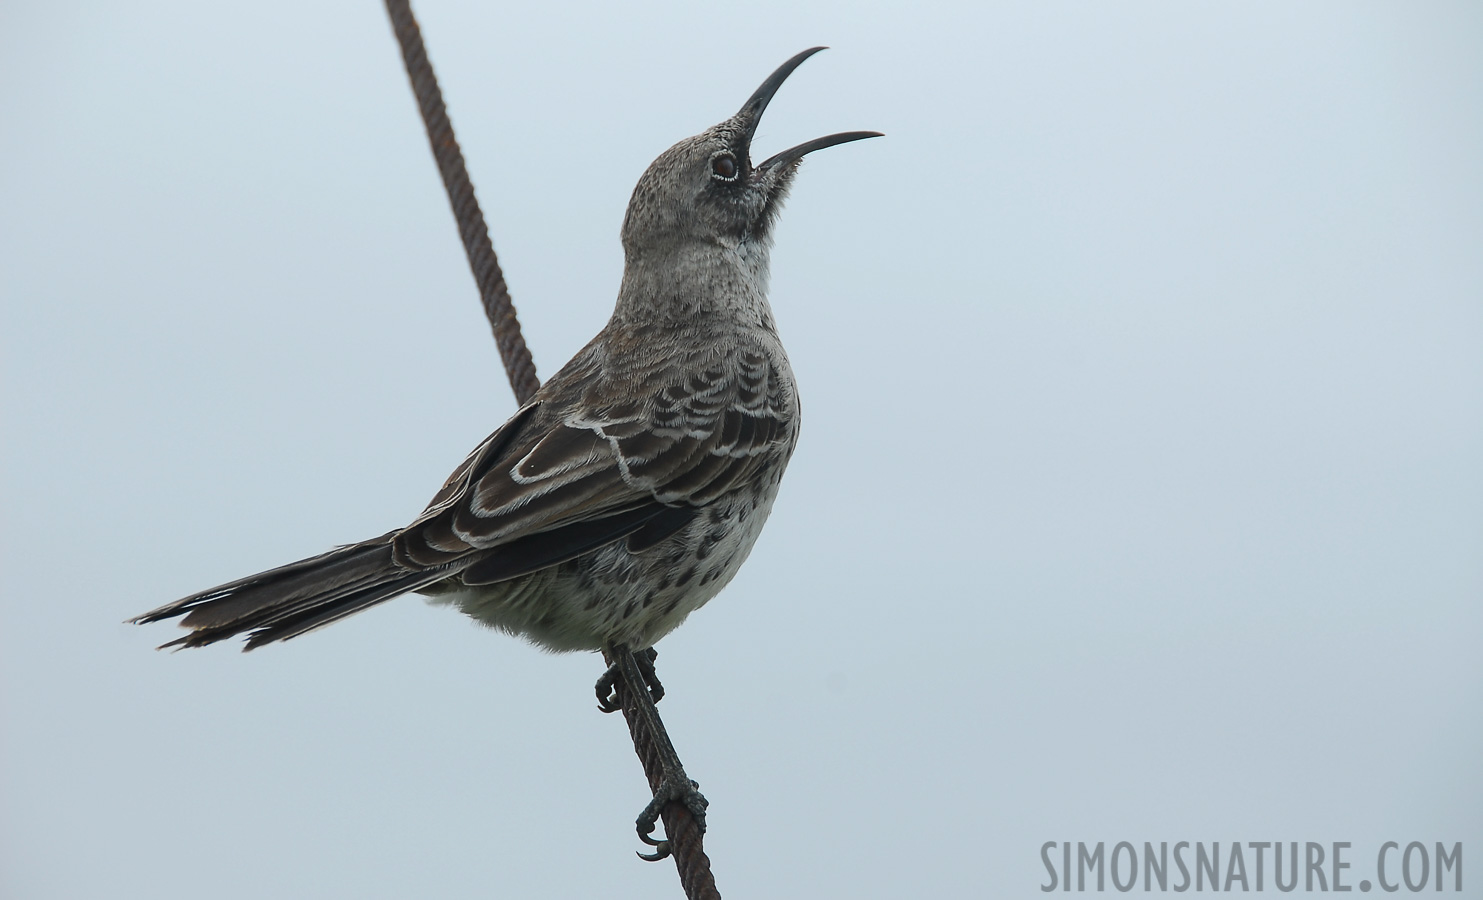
[{"left": 619, "top": 47, "right": 880, "bottom": 264}]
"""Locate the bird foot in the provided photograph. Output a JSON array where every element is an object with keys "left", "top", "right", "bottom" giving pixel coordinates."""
[
  {"left": 596, "top": 646, "right": 663, "bottom": 712},
  {"left": 635, "top": 774, "right": 708, "bottom": 862}
]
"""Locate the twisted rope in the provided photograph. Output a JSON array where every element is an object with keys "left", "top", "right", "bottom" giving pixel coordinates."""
[
  {"left": 384, "top": 0, "right": 539, "bottom": 404},
  {"left": 383, "top": 3, "right": 719, "bottom": 896},
  {"left": 604, "top": 647, "right": 721, "bottom": 899}
]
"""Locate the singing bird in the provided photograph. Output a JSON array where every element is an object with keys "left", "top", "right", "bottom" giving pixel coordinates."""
[{"left": 133, "top": 48, "right": 879, "bottom": 662}]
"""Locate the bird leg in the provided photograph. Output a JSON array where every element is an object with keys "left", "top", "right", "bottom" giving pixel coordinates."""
[
  {"left": 596, "top": 645, "right": 662, "bottom": 712},
  {"left": 604, "top": 644, "right": 707, "bottom": 862}
]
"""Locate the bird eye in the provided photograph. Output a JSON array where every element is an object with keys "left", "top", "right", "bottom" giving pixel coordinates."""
[{"left": 710, "top": 152, "right": 739, "bottom": 182}]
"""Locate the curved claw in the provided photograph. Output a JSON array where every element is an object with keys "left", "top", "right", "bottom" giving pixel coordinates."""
[
  {"left": 633, "top": 777, "right": 707, "bottom": 860},
  {"left": 634, "top": 648, "right": 665, "bottom": 704},
  {"left": 595, "top": 648, "right": 663, "bottom": 712},
  {"left": 595, "top": 666, "right": 623, "bottom": 713},
  {"left": 637, "top": 830, "right": 673, "bottom": 862},
  {"left": 637, "top": 844, "right": 673, "bottom": 862},
  {"left": 635, "top": 803, "right": 672, "bottom": 862}
]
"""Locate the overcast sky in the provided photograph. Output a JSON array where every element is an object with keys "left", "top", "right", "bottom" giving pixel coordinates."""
[{"left": 3, "top": 2, "right": 1480, "bottom": 898}]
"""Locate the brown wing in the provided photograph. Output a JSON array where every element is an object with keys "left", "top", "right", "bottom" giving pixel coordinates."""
[{"left": 392, "top": 344, "right": 795, "bottom": 580}]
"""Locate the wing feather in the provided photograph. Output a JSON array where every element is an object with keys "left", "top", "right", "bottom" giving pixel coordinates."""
[{"left": 390, "top": 339, "right": 796, "bottom": 575}]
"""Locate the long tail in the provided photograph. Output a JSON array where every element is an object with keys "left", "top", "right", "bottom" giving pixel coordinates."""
[{"left": 130, "top": 532, "right": 456, "bottom": 650}]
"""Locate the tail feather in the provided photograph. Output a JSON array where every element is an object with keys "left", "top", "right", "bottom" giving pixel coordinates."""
[
  {"left": 131, "top": 533, "right": 457, "bottom": 650},
  {"left": 234, "top": 571, "right": 445, "bottom": 649}
]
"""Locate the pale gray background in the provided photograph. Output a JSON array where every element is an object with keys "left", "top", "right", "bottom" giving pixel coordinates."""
[{"left": 3, "top": 2, "right": 1479, "bottom": 898}]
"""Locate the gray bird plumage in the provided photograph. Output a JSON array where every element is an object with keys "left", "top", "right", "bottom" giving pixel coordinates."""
[{"left": 132, "top": 47, "right": 880, "bottom": 653}]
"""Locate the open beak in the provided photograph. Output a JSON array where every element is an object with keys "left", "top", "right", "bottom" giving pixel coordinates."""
[{"left": 735, "top": 47, "right": 882, "bottom": 176}]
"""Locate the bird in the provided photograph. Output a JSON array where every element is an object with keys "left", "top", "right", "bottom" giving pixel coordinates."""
[{"left": 131, "top": 48, "right": 880, "bottom": 659}]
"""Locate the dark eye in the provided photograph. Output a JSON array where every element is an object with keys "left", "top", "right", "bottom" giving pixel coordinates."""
[{"left": 710, "top": 152, "right": 739, "bottom": 182}]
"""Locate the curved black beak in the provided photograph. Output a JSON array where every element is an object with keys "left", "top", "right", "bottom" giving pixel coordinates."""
[
  {"left": 737, "top": 47, "right": 883, "bottom": 172},
  {"left": 756, "top": 130, "right": 883, "bottom": 174},
  {"left": 738, "top": 47, "right": 827, "bottom": 126}
]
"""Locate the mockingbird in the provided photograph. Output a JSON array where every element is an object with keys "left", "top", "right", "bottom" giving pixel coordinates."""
[{"left": 133, "top": 45, "right": 877, "bottom": 846}]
